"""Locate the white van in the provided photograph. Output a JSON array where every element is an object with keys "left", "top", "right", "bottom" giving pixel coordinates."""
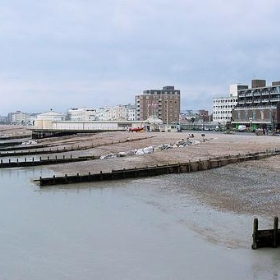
[{"left": 237, "top": 125, "right": 247, "bottom": 132}]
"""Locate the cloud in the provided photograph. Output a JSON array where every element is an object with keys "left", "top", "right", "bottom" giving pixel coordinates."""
[{"left": 0, "top": 0, "right": 280, "bottom": 115}]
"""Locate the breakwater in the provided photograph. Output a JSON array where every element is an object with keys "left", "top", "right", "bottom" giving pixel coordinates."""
[
  {"left": 0, "top": 135, "right": 153, "bottom": 155},
  {"left": 252, "top": 217, "right": 279, "bottom": 249},
  {"left": 37, "top": 150, "right": 280, "bottom": 187},
  {"left": 0, "top": 155, "right": 99, "bottom": 168}
]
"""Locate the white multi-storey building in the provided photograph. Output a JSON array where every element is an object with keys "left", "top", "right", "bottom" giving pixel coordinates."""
[
  {"left": 127, "top": 105, "right": 136, "bottom": 121},
  {"left": 66, "top": 108, "right": 97, "bottom": 121},
  {"left": 212, "top": 84, "right": 248, "bottom": 124},
  {"left": 7, "top": 111, "right": 31, "bottom": 125},
  {"left": 66, "top": 104, "right": 136, "bottom": 122},
  {"left": 107, "top": 104, "right": 136, "bottom": 121}
]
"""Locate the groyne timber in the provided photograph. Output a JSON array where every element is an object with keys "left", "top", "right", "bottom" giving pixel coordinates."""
[
  {"left": 0, "top": 155, "right": 99, "bottom": 168},
  {"left": 252, "top": 217, "right": 280, "bottom": 249},
  {"left": 37, "top": 150, "right": 280, "bottom": 187}
]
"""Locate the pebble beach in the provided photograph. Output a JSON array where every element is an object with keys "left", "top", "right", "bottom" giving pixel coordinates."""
[
  {"left": 1, "top": 125, "right": 280, "bottom": 279},
  {"left": 1, "top": 125, "right": 280, "bottom": 217}
]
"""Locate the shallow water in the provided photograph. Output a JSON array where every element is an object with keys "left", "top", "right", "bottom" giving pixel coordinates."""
[{"left": 0, "top": 168, "right": 279, "bottom": 280}]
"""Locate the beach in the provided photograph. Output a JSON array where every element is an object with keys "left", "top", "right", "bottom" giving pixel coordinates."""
[
  {"left": 30, "top": 129, "right": 280, "bottom": 217},
  {"left": 1, "top": 125, "right": 280, "bottom": 279},
  {"left": 1, "top": 125, "right": 280, "bottom": 217}
]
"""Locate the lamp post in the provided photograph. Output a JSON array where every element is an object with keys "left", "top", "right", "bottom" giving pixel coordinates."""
[
  {"left": 272, "top": 112, "right": 276, "bottom": 134},
  {"left": 202, "top": 114, "right": 205, "bottom": 131}
]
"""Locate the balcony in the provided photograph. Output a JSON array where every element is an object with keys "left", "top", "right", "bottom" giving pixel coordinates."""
[
  {"left": 253, "top": 99, "right": 261, "bottom": 103},
  {"left": 261, "top": 91, "right": 270, "bottom": 96},
  {"left": 245, "top": 92, "right": 253, "bottom": 97},
  {"left": 270, "top": 98, "right": 280, "bottom": 102}
]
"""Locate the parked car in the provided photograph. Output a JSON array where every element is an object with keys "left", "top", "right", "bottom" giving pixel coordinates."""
[{"left": 237, "top": 125, "right": 247, "bottom": 132}]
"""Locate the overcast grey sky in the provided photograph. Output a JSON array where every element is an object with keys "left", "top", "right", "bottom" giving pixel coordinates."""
[{"left": 1, "top": 0, "right": 280, "bottom": 115}]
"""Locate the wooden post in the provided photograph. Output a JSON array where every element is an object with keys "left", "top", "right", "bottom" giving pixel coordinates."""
[
  {"left": 273, "top": 216, "right": 278, "bottom": 248},
  {"left": 252, "top": 218, "right": 258, "bottom": 250}
]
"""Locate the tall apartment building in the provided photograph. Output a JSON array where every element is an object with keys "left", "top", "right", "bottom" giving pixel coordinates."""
[
  {"left": 213, "top": 84, "right": 248, "bottom": 124},
  {"left": 135, "top": 86, "right": 180, "bottom": 124},
  {"left": 232, "top": 79, "right": 280, "bottom": 130}
]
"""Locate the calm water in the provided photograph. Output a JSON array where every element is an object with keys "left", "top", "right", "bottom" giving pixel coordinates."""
[{"left": 0, "top": 167, "right": 279, "bottom": 280}]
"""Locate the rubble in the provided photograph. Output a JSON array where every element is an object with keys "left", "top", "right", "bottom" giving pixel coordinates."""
[{"left": 100, "top": 138, "right": 202, "bottom": 159}]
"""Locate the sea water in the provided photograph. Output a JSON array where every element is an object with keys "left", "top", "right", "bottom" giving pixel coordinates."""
[{"left": 0, "top": 167, "right": 279, "bottom": 280}]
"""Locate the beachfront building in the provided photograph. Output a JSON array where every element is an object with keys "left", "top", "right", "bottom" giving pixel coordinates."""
[
  {"left": 135, "top": 86, "right": 180, "bottom": 124},
  {"left": 107, "top": 104, "right": 136, "bottom": 121},
  {"left": 34, "top": 110, "right": 66, "bottom": 129},
  {"left": 212, "top": 84, "right": 248, "bottom": 125},
  {"left": 94, "top": 107, "right": 110, "bottom": 121},
  {"left": 126, "top": 104, "right": 136, "bottom": 121},
  {"left": 66, "top": 108, "right": 97, "bottom": 121},
  {"left": 232, "top": 79, "right": 280, "bottom": 131},
  {"left": 7, "top": 111, "right": 36, "bottom": 125},
  {"left": 66, "top": 105, "right": 136, "bottom": 122}
]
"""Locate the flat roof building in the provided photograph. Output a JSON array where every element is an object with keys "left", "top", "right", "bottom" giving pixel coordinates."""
[
  {"left": 232, "top": 79, "right": 280, "bottom": 130},
  {"left": 135, "top": 86, "right": 180, "bottom": 124},
  {"left": 213, "top": 84, "right": 247, "bottom": 124}
]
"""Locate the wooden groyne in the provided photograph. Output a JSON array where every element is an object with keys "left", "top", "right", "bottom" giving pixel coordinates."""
[
  {"left": 37, "top": 150, "right": 280, "bottom": 187},
  {"left": 0, "top": 155, "right": 99, "bottom": 168},
  {"left": 252, "top": 217, "right": 279, "bottom": 249},
  {"left": 0, "top": 146, "right": 78, "bottom": 157},
  {"left": 0, "top": 136, "right": 153, "bottom": 155},
  {"left": 0, "top": 140, "right": 24, "bottom": 148}
]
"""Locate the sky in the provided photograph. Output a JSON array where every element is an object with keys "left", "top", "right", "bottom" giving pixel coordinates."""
[{"left": 1, "top": 0, "right": 280, "bottom": 115}]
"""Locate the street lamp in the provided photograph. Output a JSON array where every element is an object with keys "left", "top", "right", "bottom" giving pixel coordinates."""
[
  {"left": 249, "top": 118, "right": 252, "bottom": 131},
  {"left": 202, "top": 114, "right": 205, "bottom": 131},
  {"left": 272, "top": 112, "right": 276, "bottom": 134}
]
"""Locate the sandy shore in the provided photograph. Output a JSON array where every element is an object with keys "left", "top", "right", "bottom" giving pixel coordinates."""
[{"left": 1, "top": 125, "right": 280, "bottom": 217}]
